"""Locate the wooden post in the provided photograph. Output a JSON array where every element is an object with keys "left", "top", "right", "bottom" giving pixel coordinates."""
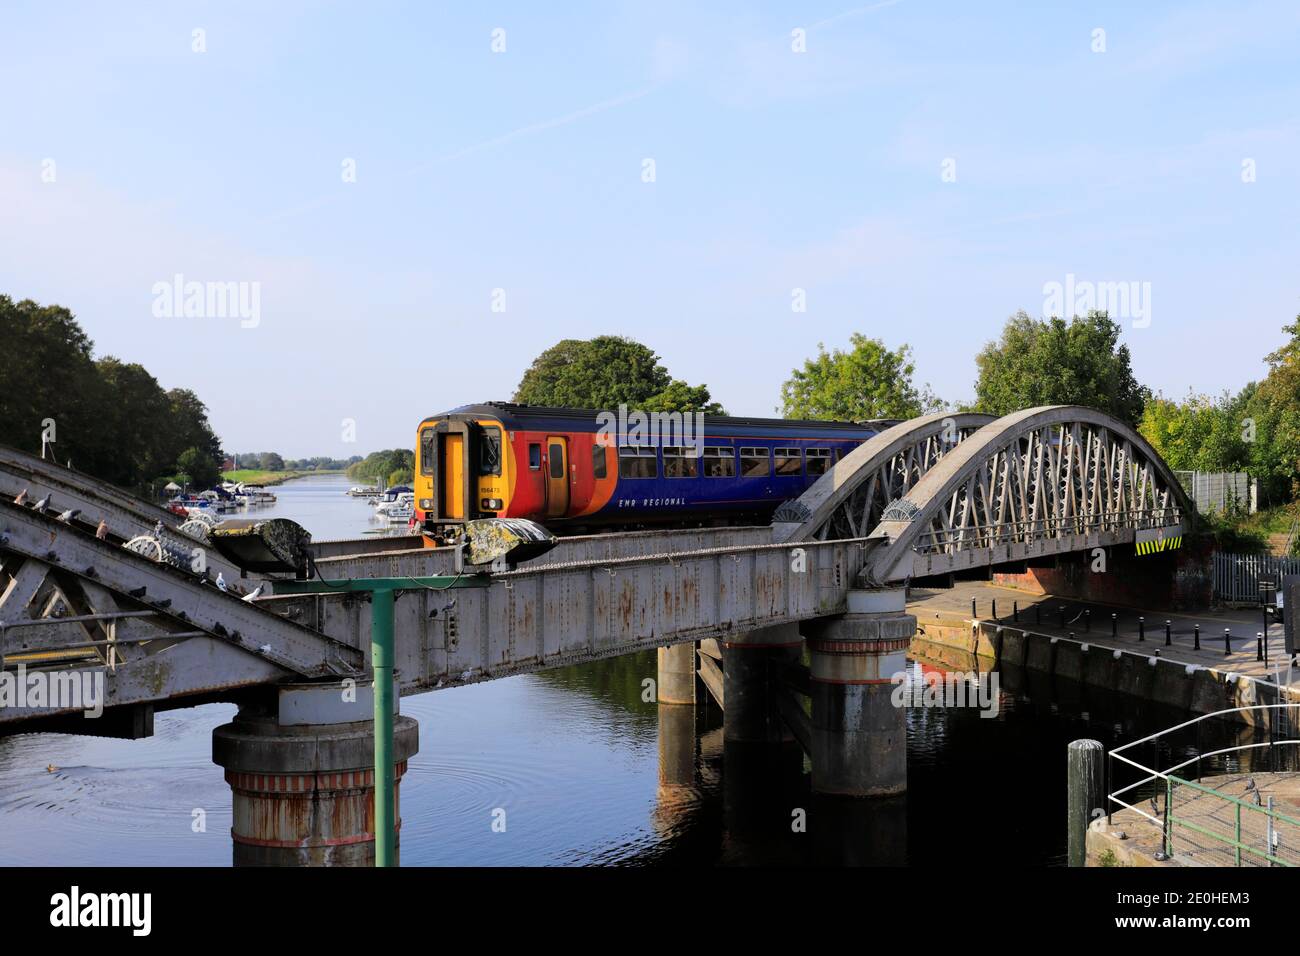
[{"left": 1067, "top": 739, "right": 1105, "bottom": 867}]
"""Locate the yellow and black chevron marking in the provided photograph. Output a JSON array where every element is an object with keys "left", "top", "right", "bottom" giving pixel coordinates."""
[{"left": 1135, "top": 535, "right": 1182, "bottom": 556}]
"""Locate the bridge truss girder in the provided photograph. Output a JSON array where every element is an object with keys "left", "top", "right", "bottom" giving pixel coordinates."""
[{"left": 856, "top": 406, "right": 1193, "bottom": 585}]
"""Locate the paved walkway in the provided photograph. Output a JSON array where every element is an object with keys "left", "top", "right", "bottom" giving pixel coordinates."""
[{"left": 909, "top": 580, "right": 1292, "bottom": 685}]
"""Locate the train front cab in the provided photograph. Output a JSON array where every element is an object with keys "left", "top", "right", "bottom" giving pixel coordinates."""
[{"left": 414, "top": 413, "right": 511, "bottom": 538}]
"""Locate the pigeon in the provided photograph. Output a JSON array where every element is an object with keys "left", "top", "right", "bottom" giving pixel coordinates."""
[
  {"left": 128, "top": 586, "right": 147, "bottom": 599},
  {"left": 13, "top": 489, "right": 27, "bottom": 506},
  {"left": 153, "top": 520, "right": 165, "bottom": 537},
  {"left": 1245, "top": 778, "right": 1257, "bottom": 792},
  {"left": 95, "top": 520, "right": 109, "bottom": 540},
  {"left": 258, "top": 644, "right": 272, "bottom": 655},
  {"left": 241, "top": 584, "right": 264, "bottom": 602},
  {"left": 56, "top": 508, "right": 81, "bottom": 523},
  {"left": 33, "top": 494, "right": 51, "bottom": 512},
  {"left": 215, "top": 573, "right": 228, "bottom": 592}
]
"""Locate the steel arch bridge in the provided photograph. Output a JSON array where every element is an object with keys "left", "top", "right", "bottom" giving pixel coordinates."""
[{"left": 776, "top": 405, "right": 1192, "bottom": 587}]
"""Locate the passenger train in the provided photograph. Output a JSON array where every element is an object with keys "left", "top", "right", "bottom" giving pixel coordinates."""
[{"left": 414, "top": 403, "right": 893, "bottom": 539}]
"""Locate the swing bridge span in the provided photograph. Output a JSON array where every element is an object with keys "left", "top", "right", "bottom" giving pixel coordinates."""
[{"left": 0, "top": 405, "right": 1190, "bottom": 734}]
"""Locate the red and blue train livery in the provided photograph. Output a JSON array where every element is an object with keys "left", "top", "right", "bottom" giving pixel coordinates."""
[{"left": 414, "top": 402, "right": 891, "bottom": 537}]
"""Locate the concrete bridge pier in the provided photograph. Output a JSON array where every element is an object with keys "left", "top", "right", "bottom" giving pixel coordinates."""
[
  {"left": 656, "top": 642, "right": 698, "bottom": 705},
  {"left": 722, "top": 623, "right": 802, "bottom": 746},
  {"left": 212, "top": 680, "right": 419, "bottom": 866},
  {"left": 803, "top": 588, "right": 914, "bottom": 797}
]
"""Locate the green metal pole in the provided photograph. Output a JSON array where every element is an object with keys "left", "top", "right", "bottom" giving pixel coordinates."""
[
  {"left": 1164, "top": 777, "right": 1173, "bottom": 857},
  {"left": 1235, "top": 803, "right": 1242, "bottom": 867},
  {"left": 372, "top": 587, "right": 396, "bottom": 867}
]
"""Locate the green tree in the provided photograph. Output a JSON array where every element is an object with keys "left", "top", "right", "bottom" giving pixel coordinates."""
[
  {"left": 176, "top": 446, "right": 220, "bottom": 490},
  {"left": 0, "top": 296, "right": 228, "bottom": 492},
  {"left": 513, "top": 336, "right": 724, "bottom": 412},
  {"left": 94, "top": 357, "right": 174, "bottom": 485},
  {"left": 1245, "top": 318, "right": 1300, "bottom": 502},
  {"left": 348, "top": 449, "right": 414, "bottom": 483},
  {"left": 165, "top": 388, "right": 223, "bottom": 469},
  {"left": 974, "top": 311, "right": 1148, "bottom": 426},
  {"left": 641, "top": 380, "right": 724, "bottom": 414},
  {"left": 0, "top": 295, "right": 108, "bottom": 471},
  {"left": 1139, "top": 392, "right": 1247, "bottom": 473},
  {"left": 780, "top": 334, "right": 940, "bottom": 421}
]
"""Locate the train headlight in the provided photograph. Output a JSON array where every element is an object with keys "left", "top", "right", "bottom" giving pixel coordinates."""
[
  {"left": 419, "top": 498, "right": 433, "bottom": 510},
  {"left": 481, "top": 498, "right": 504, "bottom": 511}
]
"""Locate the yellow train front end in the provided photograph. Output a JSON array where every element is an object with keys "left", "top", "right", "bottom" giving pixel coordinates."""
[{"left": 414, "top": 410, "right": 513, "bottom": 542}]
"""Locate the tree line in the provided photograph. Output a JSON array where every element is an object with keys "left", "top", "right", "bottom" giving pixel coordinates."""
[
  {"left": 231, "top": 452, "right": 360, "bottom": 473},
  {"left": 0, "top": 295, "right": 225, "bottom": 493},
  {"left": 347, "top": 449, "right": 414, "bottom": 487},
  {"left": 511, "top": 313, "right": 1299, "bottom": 506},
  {"left": 1139, "top": 320, "right": 1300, "bottom": 507}
]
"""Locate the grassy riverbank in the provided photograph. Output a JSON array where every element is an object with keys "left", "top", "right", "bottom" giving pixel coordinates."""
[{"left": 221, "top": 469, "right": 344, "bottom": 486}]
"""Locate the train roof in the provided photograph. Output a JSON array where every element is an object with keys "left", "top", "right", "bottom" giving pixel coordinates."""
[{"left": 430, "top": 402, "right": 897, "bottom": 436}]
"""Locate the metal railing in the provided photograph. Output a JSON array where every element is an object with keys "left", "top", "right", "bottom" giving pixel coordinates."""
[
  {"left": 1108, "top": 703, "right": 1300, "bottom": 866},
  {"left": 1213, "top": 552, "right": 1300, "bottom": 604},
  {"left": 915, "top": 508, "right": 1183, "bottom": 555}
]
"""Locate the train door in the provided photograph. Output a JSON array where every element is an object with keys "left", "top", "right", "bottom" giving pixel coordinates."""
[
  {"left": 441, "top": 433, "right": 465, "bottom": 519},
  {"left": 546, "top": 436, "right": 569, "bottom": 517}
]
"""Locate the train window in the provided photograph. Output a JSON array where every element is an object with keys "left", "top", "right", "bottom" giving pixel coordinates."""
[
  {"left": 806, "top": 447, "right": 831, "bottom": 475},
  {"left": 774, "top": 447, "right": 802, "bottom": 476},
  {"left": 420, "top": 429, "right": 435, "bottom": 475},
  {"left": 618, "top": 445, "right": 657, "bottom": 479},
  {"left": 548, "top": 443, "right": 565, "bottom": 479},
  {"left": 703, "top": 446, "right": 735, "bottom": 478},
  {"left": 663, "top": 446, "right": 699, "bottom": 478},
  {"left": 479, "top": 426, "right": 503, "bottom": 476},
  {"left": 528, "top": 443, "right": 541, "bottom": 470},
  {"left": 740, "top": 447, "right": 769, "bottom": 478},
  {"left": 592, "top": 443, "right": 607, "bottom": 479}
]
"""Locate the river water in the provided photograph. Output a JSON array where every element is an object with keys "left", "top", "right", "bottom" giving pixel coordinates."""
[{"left": 0, "top": 474, "right": 1184, "bottom": 866}]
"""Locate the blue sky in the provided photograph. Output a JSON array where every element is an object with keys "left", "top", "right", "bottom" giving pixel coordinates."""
[{"left": 2, "top": 1, "right": 1298, "bottom": 457}]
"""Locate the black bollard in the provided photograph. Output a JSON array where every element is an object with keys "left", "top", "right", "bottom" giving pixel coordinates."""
[
  {"left": 992, "top": 599, "right": 998, "bottom": 620},
  {"left": 972, "top": 598, "right": 977, "bottom": 619},
  {"left": 1138, "top": 616, "right": 1145, "bottom": 642},
  {"left": 1165, "top": 620, "right": 1171, "bottom": 647},
  {"left": 1013, "top": 601, "right": 1019, "bottom": 622},
  {"left": 1194, "top": 624, "right": 1200, "bottom": 651},
  {"left": 1111, "top": 613, "right": 1117, "bottom": 637},
  {"left": 1059, "top": 606, "right": 1066, "bottom": 628},
  {"left": 1258, "top": 633, "right": 1264, "bottom": 662},
  {"left": 1085, "top": 609, "right": 1091, "bottom": 632},
  {"left": 1224, "top": 628, "right": 1231, "bottom": 657}
]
